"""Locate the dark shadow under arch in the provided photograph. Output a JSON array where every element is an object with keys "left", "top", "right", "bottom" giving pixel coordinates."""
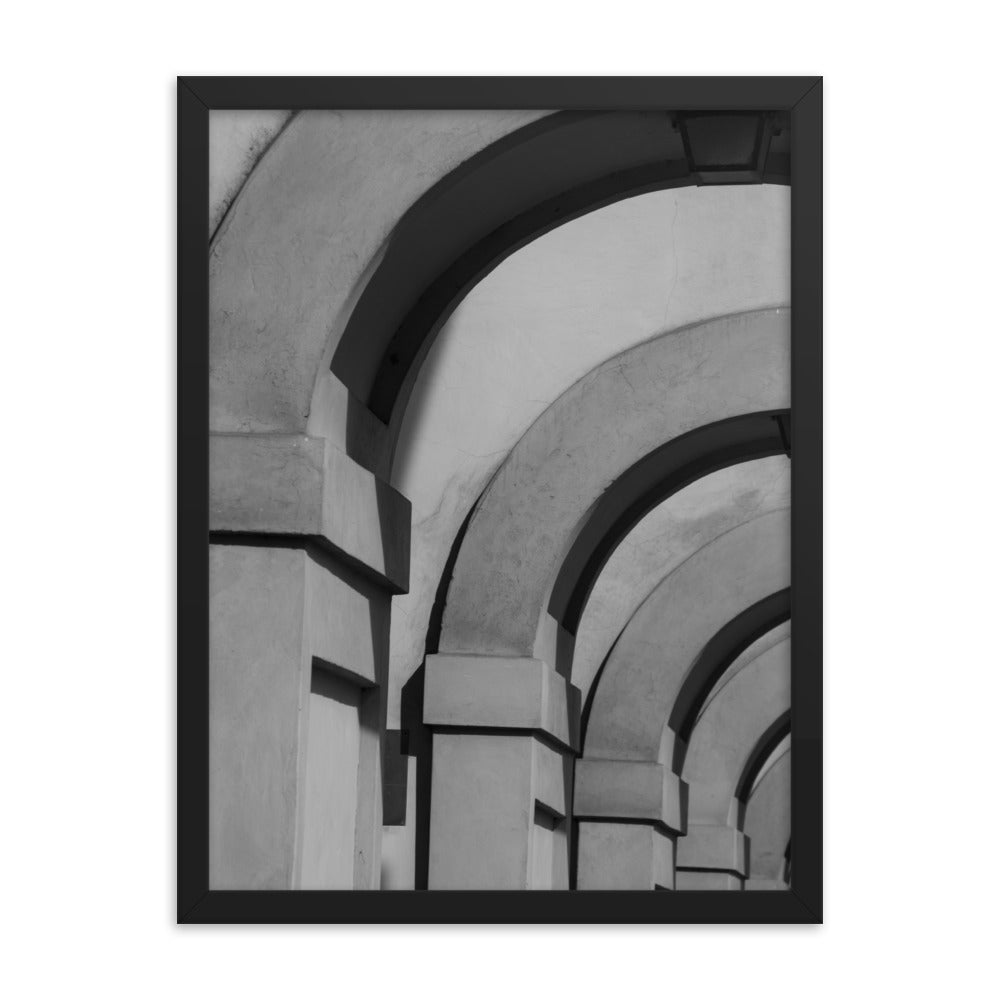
[
  {"left": 332, "top": 110, "right": 790, "bottom": 427},
  {"left": 550, "top": 411, "right": 791, "bottom": 640},
  {"left": 669, "top": 590, "right": 791, "bottom": 772},
  {"left": 735, "top": 710, "right": 792, "bottom": 829},
  {"left": 580, "top": 588, "right": 790, "bottom": 759}
]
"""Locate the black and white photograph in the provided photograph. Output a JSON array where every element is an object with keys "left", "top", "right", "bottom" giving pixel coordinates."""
[
  {"left": 8, "top": 7, "right": 1000, "bottom": 992},
  {"left": 191, "top": 84, "right": 820, "bottom": 913}
]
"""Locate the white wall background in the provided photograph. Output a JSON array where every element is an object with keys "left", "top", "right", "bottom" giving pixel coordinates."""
[{"left": 2, "top": 4, "right": 997, "bottom": 999}]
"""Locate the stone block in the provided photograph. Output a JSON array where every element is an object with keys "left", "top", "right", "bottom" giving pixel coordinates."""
[
  {"left": 423, "top": 654, "right": 580, "bottom": 751},
  {"left": 676, "top": 823, "right": 749, "bottom": 876},
  {"left": 574, "top": 758, "right": 686, "bottom": 833},
  {"left": 675, "top": 870, "right": 743, "bottom": 890},
  {"left": 576, "top": 822, "right": 675, "bottom": 890},
  {"left": 210, "top": 433, "right": 410, "bottom": 593}
]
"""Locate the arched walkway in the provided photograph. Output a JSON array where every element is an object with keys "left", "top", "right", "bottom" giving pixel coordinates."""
[{"left": 206, "top": 108, "right": 798, "bottom": 892}]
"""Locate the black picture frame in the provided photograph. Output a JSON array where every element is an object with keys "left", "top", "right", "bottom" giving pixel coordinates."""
[{"left": 178, "top": 76, "right": 822, "bottom": 924}]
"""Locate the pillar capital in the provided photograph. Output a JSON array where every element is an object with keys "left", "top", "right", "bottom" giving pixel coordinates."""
[
  {"left": 676, "top": 823, "right": 749, "bottom": 878},
  {"left": 574, "top": 758, "right": 686, "bottom": 834},
  {"left": 423, "top": 654, "right": 581, "bottom": 752},
  {"left": 210, "top": 433, "right": 411, "bottom": 593}
]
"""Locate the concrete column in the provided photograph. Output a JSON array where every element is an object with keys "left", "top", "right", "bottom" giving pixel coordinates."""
[
  {"left": 208, "top": 433, "right": 410, "bottom": 889},
  {"left": 574, "top": 759, "right": 686, "bottom": 890},
  {"left": 675, "top": 823, "right": 749, "bottom": 890},
  {"left": 745, "top": 876, "right": 787, "bottom": 890},
  {"left": 423, "top": 654, "right": 579, "bottom": 889}
]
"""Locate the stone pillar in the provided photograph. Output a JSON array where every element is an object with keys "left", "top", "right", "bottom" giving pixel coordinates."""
[
  {"left": 423, "top": 654, "right": 579, "bottom": 889},
  {"left": 675, "top": 823, "right": 749, "bottom": 890},
  {"left": 208, "top": 433, "right": 410, "bottom": 889},
  {"left": 574, "top": 759, "right": 686, "bottom": 890},
  {"left": 745, "top": 876, "right": 787, "bottom": 890}
]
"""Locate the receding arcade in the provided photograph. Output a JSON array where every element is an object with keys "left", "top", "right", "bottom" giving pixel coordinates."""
[{"left": 207, "top": 108, "right": 793, "bottom": 891}]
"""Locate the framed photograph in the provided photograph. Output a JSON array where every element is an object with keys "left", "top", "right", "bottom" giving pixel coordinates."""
[{"left": 178, "top": 76, "right": 822, "bottom": 923}]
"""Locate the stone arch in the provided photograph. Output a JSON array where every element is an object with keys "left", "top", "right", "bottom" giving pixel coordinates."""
[
  {"left": 332, "top": 110, "right": 791, "bottom": 429},
  {"left": 548, "top": 413, "right": 789, "bottom": 640},
  {"left": 385, "top": 188, "right": 789, "bottom": 889},
  {"left": 743, "top": 749, "right": 792, "bottom": 889},
  {"left": 210, "top": 109, "right": 789, "bottom": 469},
  {"left": 573, "top": 513, "right": 789, "bottom": 890},
  {"left": 670, "top": 643, "right": 789, "bottom": 889},
  {"left": 571, "top": 456, "right": 791, "bottom": 705},
  {"left": 683, "top": 639, "right": 791, "bottom": 827},
  {"left": 734, "top": 710, "right": 792, "bottom": 820},
  {"left": 388, "top": 185, "right": 790, "bottom": 725},
  {"left": 437, "top": 309, "right": 790, "bottom": 668},
  {"left": 210, "top": 110, "right": 546, "bottom": 442},
  {"left": 695, "top": 622, "right": 791, "bottom": 730},
  {"left": 667, "top": 591, "right": 790, "bottom": 773},
  {"left": 583, "top": 508, "right": 790, "bottom": 764},
  {"left": 207, "top": 110, "right": 796, "bottom": 891}
]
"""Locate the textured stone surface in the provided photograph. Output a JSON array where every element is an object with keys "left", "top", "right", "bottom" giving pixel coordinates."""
[
  {"left": 574, "top": 760, "right": 685, "bottom": 832},
  {"left": 210, "top": 433, "right": 411, "bottom": 593},
  {"left": 676, "top": 824, "right": 749, "bottom": 876},
  {"left": 745, "top": 750, "right": 791, "bottom": 884},
  {"left": 209, "top": 544, "right": 389, "bottom": 890},
  {"left": 585, "top": 508, "right": 790, "bottom": 762},
  {"left": 206, "top": 112, "right": 796, "bottom": 894},
  {"left": 439, "top": 310, "right": 790, "bottom": 663},
  {"left": 576, "top": 823, "right": 675, "bottom": 890},
  {"left": 209, "top": 545, "right": 307, "bottom": 890},
  {"left": 684, "top": 638, "right": 791, "bottom": 825},
  {"left": 427, "top": 733, "right": 571, "bottom": 889},
  {"left": 572, "top": 457, "right": 790, "bottom": 704},
  {"left": 209, "top": 110, "right": 294, "bottom": 239},
  {"left": 387, "top": 188, "right": 789, "bottom": 728},
  {"left": 424, "top": 654, "right": 580, "bottom": 751},
  {"left": 209, "top": 110, "right": 545, "bottom": 436}
]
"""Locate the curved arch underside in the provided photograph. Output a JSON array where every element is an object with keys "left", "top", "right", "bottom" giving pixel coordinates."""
[
  {"left": 683, "top": 639, "right": 791, "bottom": 825},
  {"left": 438, "top": 309, "right": 790, "bottom": 665},
  {"left": 332, "top": 110, "right": 790, "bottom": 424},
  {"left": 744, "top": 750, "right": 792, "bottom": 885},
  {"left": 387, "top": 187, "right": 790, "bottom": 723},
  {"left": 550, "top": 411, "right": 790, "bottom": 637},
  {"left": 736, "top": 709, "right": 792, "bottom": 810},
  {"left": 698, "top": 621, "right": 792, "bottom": 730},
  {"left": 669, "top": 589, "right": 790, "bottom": 772},
  {"left": 571, "top": 457, "right": 791, "bottom": 704},
  {"left": 584, "top": 508, "right": 790, "bottom": 762},
  {"left": 210, "top": 109, "right": 549, "bottom": 437},
  {"left": 208, "top": 108, "right": 802, "bottom": 894}
]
